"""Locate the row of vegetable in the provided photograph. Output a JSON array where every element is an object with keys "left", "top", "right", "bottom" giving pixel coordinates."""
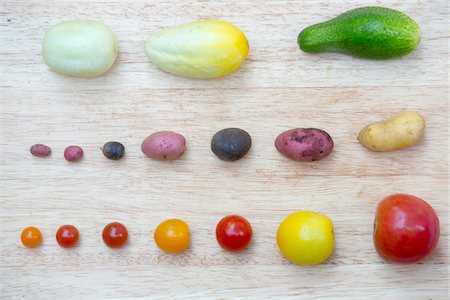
[
  {"left": 30, "top": 111, "right": 426, "bottom": 162},
  {"left": 42, "top": 7, "right": 420, "bottom": 79},
  {"left": 21, "top": 193, "right": 440, "bottom": 265}
]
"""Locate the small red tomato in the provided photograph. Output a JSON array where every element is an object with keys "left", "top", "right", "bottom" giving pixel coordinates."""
[
  {"left": 374, "top": 194, "right": 440, "bottom": 263},
  {"left": 102, "top": 222, "right": 128, "bottom": 248},
  {"left": 216, "top": 215, "right": 252, "bottom": 252},
  {"left": 56, "top": 225, "right": 79, "bottom": 248}
]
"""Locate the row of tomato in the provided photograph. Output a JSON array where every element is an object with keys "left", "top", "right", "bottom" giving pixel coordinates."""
[{"left": 21, "top": 194, "right": 439, "bottom": 265}]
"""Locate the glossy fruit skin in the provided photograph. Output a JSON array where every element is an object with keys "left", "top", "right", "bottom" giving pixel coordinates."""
[
  {"left": 64, "top": 146, "right": 83, "bottom": 162},
  {"left": 56, "top": 225, "right": 79, "bottom": 248},
  {"left": 374, "top": 194, "right": 440, "bottom": 263},
  {"left": 298, "top": 6, "right": 420, "bottom": 59},
  {"left": 102, "top": 222, "right": 128, "bottom": 248},
  {"left": 102, "top": 141, "right": 125, "bottom": 160},
  {"left": 211, "top": 128, "right": 252, "bottom": 161},
  {"left": 216, "top": 215, "right": 252, "bottom": 252},
  {"left": 154, "top": 219, "right": 190, "bottom": 253},
  {"left": 277, "top": 211, "right": 334, "bottom": 265},
  {"left": 21, "top": 226, "right": 43, "bottom": 248}
]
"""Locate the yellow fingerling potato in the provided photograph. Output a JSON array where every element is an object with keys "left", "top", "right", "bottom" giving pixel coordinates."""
[{"left": 358, "top": 111, "right": 425, "bottom": 152}]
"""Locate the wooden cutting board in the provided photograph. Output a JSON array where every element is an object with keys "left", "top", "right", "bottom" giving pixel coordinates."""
[{"left": 1, "top": 1, "right": 448, "bottom": 299}]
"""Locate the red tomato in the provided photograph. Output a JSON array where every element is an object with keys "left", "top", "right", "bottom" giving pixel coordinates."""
[
  {"left": 56, "top": 225, "right": 79, "bottom": 248},
  {"left": 374, "top": 194, "right": 440, "bottom": 263},
  {"left": 102, "top": 222, "right": 128, "bottom": 248},
  {"left": 216, "top": 215, "right": 252, "bottom": 252}
]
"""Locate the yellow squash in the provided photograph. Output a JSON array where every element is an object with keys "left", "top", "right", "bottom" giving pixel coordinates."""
[{"left": 144, "top": 20, "right": 249, "bottom": 79}]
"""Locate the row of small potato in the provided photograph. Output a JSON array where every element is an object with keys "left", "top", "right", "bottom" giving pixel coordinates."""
[
  {"left": 31, "top": 112, "right": 426, "bottom": 162},
  {"left": 21, "top": 193, "right": 440, "bottom": 265},
  {"left": 42, "top": 7, "right": 420, "bottom": 78}
]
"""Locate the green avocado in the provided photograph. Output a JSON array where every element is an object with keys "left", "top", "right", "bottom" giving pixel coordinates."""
[{"left": 298, "top": 7, "right": 421, "bottom": 59}]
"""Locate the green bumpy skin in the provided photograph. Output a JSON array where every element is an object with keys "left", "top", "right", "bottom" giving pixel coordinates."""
[{"left": 298, "top": 7, "right": 421, "bottom": 59}]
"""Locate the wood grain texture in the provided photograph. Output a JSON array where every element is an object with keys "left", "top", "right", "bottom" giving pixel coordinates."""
[{"left": 0, "top": 0, "right": 448, "bottom": 299}]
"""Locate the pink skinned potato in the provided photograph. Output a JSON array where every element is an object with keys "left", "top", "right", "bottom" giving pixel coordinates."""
[
  {"left": 141, "top": 131, "right": 186, "bottom": 161},
  {"left": 275, "top": 128, "right": 333, "bottom": 162},
  {"left": 30, "top": 144, "right": 51, "bottom": 157},
  {"left": 64, "top": 145, "right": 83, "bottom": 162}
]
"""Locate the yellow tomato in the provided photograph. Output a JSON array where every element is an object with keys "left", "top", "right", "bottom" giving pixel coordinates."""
[
  {"left": 154, "top": 219, "right": 190, "bottom": 253},
  {"left": 277, "top": 211, "right": 334, "bottom": 265}
]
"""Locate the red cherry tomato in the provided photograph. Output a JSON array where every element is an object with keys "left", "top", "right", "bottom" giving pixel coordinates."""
[
  {"left": 374, "top": 194, "right": 440, "bottom": 263},
  {"left": 56, "top": 225, "right": 79, "bottom": 248},
  {"left": 216, "top": 215, "right": 252, "bottom": 252},
  {"left": 102, "top": 222, "right": 128, "bottom": 248}
]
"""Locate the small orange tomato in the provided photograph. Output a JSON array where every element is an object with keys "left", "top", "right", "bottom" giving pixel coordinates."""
[
  {"left": 21, "top": 226, "right": 42, "bottom": 248},
  {"left": 154, "top": 219, "right": 190, "bottom": 253}
]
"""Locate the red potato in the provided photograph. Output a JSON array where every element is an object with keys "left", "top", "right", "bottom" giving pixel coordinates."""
[
  {"left": 30, "top": 144, "right": 51, "bottom": 157},
  {"left": 141, "top": 131, "right": 186, "bottom": 161},
  {"left": 64, "top": 145, "right": 83, "bottom": 162},
  {"left": 275, "top": 128, "right": 333, "bottom": 162}
]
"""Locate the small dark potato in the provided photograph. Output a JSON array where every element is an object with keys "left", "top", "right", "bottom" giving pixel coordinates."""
[
  {"left": 102, "top": 141, "right": 125, "bottom": 160},
  {"left": 211, "top": 128, "right": 251, "bottom": 161},
  {"left": 275, "top": 128, "right": 333, "bottom": 162}
]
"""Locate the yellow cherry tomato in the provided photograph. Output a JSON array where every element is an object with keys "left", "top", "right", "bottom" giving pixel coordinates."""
[
  {"left": 154, "top": 219, "right": 190, "bottom": 253},
  {"left": 21, "top": 226, "right": 43, "bottom": 248},
  {"left": 277, "top": 211, "right": 334, "bottom": 265}
]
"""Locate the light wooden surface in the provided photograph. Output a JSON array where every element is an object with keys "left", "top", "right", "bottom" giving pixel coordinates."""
[{"left": 0, "top": 0, "right": 448, "bottom": 299}]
